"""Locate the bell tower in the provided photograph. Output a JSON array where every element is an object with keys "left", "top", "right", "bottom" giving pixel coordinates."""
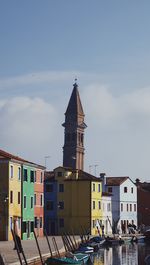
[{"left": 62, "top": 81, "right": 87, "bottom": 170}]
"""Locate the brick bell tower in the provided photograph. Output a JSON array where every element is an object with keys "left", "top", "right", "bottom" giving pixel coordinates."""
[{"left": 62, "top": 80, "right": 87, "bottom": 170}]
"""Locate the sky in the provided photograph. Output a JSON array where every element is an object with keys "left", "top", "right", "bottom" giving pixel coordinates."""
[{"left": 0, "top": 1, "right": 150, "bottom": 181}]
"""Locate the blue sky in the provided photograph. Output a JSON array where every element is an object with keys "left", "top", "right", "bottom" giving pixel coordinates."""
[{"left": 0, "top": 1, "right": 150, "bottom": 181}]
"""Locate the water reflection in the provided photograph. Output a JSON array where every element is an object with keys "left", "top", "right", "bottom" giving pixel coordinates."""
[{"left": 91, "top": 243, "right": 150, "bottom": 265}]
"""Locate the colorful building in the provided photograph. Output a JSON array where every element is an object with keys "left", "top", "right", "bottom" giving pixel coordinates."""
[{"left": 0, "top": 149, "right": 45, "bottom": 241}]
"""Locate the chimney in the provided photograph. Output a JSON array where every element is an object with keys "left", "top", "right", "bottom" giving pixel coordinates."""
[{"left": 100, "top": 173, "right": 106, "bottom": 191}]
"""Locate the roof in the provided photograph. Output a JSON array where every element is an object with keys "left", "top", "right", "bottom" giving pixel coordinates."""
[
  {"left": 65, "top": 82, "right": 84, "bottom": 117},
  {"left": 0, "top": 149, "right": 45, "bottom": 169},
  {"left": 66, "top": 170, "right": 102, "bottom": 182},
  {"left": 106, "top": 176, "right": 129, "bottom": 186},
  {"left": 44, "top": 171, "right": 55, "bottom": 181}
]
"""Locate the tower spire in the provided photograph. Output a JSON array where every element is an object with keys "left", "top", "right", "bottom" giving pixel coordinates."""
[{"left": 62, "top": 81, "right": 87, "bottom": 170}]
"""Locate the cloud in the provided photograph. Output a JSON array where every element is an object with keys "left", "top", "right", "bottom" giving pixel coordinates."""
[{"left": 0, "top": 97, "right": 62, "bottom": 167}]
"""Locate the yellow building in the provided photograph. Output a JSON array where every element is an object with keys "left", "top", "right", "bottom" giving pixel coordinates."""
[
  {"left": 0, "top": 150, "right": 22, "bottom": 240},
  {"left": 54, "top": 166, "right": 103, "bottom": 236}
]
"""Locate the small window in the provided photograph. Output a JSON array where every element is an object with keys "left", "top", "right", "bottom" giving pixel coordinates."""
[
  {"left": 24, "top": 169, "right": 28, "bottom": 181},
  {"left": 59, "top": 184, "right": 64, "bottom": 192},
  {"left": 22, "top": 222, "right": 27, "bottom": 233},
  {"left": 124, "top": 187, "right": 127, "bottom": 193},
  {"left": 108, "top": 187, "right": 112, "bottom": 193},
  {"left": 93, "top": 201, "right": 95, "bottom": 210},
  {"left": 98, "top": 184, "right": 101, "bottom": 192},
  {"left": 59, "top": 201, "right": 64, "bottom": 210},
  {"left": 46, "top": 201, "right": 54, "bottom": 211},
  {"left": 130, "top": 204, "right": 132, "bottom": 212},
  {"left": 46, "top": 184, "right": 53, "bottom": 192},
  {"left": 34, "top": 171, "right": 37, "bottom": 182},
  {"left": 10, "top": 191, "right": 13, "bottom": 203},
  {"left": 40, "top": 172, "right": 43, "bottom": 183},
  {"left": 18, "top": 167, "right": 21, "bottom": 180},
  {"left": 92, "top": 183, "right": 95, "bottom": 192},
  {"left": 34, "top": 194, "right": 36, "bottom": 206},
  {"left": 59, "top": 218, "right": 64, "bottom": 228},
  {"left": 121, "top": 203, "right": 123, "bottom": 212},
  {"left": 24, "top": 196, "right": 26, "bottom": 208},
  {"left": 31, "top": 197, "right": 34, "bottom": 208},
  {"left": 34, "top": 217, "right": 38, "bottom": 228},
  {"left": 18, "top": 192, "right": 21, "bottom": 204},
  {"left": 98, "top": 201, "right": 101, "bottom": 209},
  {"left": 40, "top": 194, "right": 43, "bottom": 206},
  {"left": 10, "top": 165, "right": 13, "bottom": 178},
  {"left": 134, "top": 204, "right": 136, "bottom": 211},
  {"left": 127, "top": 204, "right": 129, "bottom": 212},
  {"left": 131, "top": 187, "right": 133, "bottom": 193},
  {"left": 40, "top": 217, "right": 42, "bottom": 228},
  {"left": 57, "top": 172, "right": 63, "bottom": 177},
  {"left": 30, "top": 171, "right": 34, "bottom": 182},
  {"left": 31, "top": 221, "right": 34, "bottom": 232}
]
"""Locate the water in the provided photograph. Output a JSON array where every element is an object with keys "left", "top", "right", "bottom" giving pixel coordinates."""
[{"left": 91, "top": 243, "right": 150, "bottom": 265}]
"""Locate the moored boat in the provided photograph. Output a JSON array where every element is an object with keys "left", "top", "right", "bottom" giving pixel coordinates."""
[{"left": 45, "top": 253, "right": 90, "bottom": 265}]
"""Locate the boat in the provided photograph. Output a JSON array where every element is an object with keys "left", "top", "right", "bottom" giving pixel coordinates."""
[
  {"left": 144, "top": 229, "right": 150, "bottom": 242},
  {"left": 75, "top": 245, "right": 94, "bottom": 254},
  {"left": 45, "top": 253, "right": 90, "bottom": 265}
]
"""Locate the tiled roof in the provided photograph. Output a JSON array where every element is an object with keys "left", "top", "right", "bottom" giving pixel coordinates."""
[
  {"left": 0, "top": 149, "right": 45, "bottom": 169},
  {"left": 106, "top": 176, "right": 129, "bottom": 186}
]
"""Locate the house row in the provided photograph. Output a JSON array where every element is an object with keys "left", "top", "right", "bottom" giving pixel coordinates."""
[
  {"left": 0, "top": 149, "right": 45, "bottom": 241},
  {"left": 44, "top": 167, "right": 137, "bottom": 236}
]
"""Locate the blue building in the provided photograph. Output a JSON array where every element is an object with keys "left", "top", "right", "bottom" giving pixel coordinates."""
[{"left": 44, "top": 171, "right": 58, "bottom": 235}]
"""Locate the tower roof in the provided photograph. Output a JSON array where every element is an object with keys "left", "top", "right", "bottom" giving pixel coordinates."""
[{"left": 65, "top": 82, "right": 84, "bottom": 117}]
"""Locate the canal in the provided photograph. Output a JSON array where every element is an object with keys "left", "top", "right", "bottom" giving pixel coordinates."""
[{"left": 91, "top": 243, "right": 150, "bottom": 265}]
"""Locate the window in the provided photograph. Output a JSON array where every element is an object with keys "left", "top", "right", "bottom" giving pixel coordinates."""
[
  {"left": 98, "top": 184, "right": 101, "bottom": 192},
  {"left": 40, "top": 172, "right": 43, "bottom": 183},
  {"left": 98, "top": 201, "right": 101, "bottom": 210},
  {"left": 46, "top": 184, "right": 53, "bottom": 192},
  {"left": 92, "top": 220, "right": 95, "bottom": 228},
  {"left": 10, "top": 191, "right": 13, "bottom": 203},
  {"left": 34, "top": 194, "right": 36, "bottom": 206},
  {"left": 18, "top": 192, "right": 20, "bottom": 204},
  {"left": 22, "top": 222, "right": 27, "bottom": 233},
  {"left": 31, "top": 197, "right": 34, "bottom": 208},
  {"left": 121, "top": 203, "right": 123, "bottom": 212},
  {"left": 124, "top": 187, "right": 127, "bottom": 193},
  {"left": 131, "top": 187, "right": 133, "bottom": 193},
  {"left": 127, "top": 204, "right": 129, "bottom": 212},
  {"left": 130, "top": 204, "right": 132, "bottom": 212},
  {"left": 10, "top": 217, "right": 13, "bottom": 231},
  {"left": 18, "top": 217, "right": 21, "bottom": 229},
  {"left": 134, "top": 204, "right": 136, "bottom": 212},
  {"left": 108, "top": 187, "right": 112, "bottom": 193},
  {"left": 10, "top": 165, "right": 13, "bottom": 178},
  {"left": 46, "top": 201, "right": 54, "bottom": 211},
  {"left": 24, "top": 196, "right": 27, "bottom": 208},
  {"left": 34, "top": 171, "right": 37, "bottom": 183},
  {"left": 81, "top": 134, "right": 84, "bottom": 144},
  {"left": 59, "top": 218, "right": 64, "bottom": 228},
  {"left": 92, "top": 183, "right": 95, "bottom": 192},
  {"left": 40, "top": 217, "right": 42, "bottom": 228},
  {"left": 107, "top": 203, "right": 111, "bottom": 212},
  {"left": 59, "top": 184, "right": 64, "bottom": 192},
  {"left": 24, "top": 169, "right": 28, "bottom": 181},
  {"left": 34, "top": 217, "right": 38, "bottom": 228},
  {"left": 57, "top": 172, "right": 62, "bottom": 177},
  {"left": 59, "top": 201, "right": 64, "bottom": 210},
  {"left": 40, "top": 194, "right": 43, "bottom": 206},
  {"left": 30, "top": 171, "right": 34, "bottom": 182},
  {"left": 93, "top": 201, "right": 95, "bottom": 210},
  {"left": 18, "top": 167, "right": 21, "bottom": 180},
  {"left": 31, "top": 221, "right": 34, "bottom": 232}
]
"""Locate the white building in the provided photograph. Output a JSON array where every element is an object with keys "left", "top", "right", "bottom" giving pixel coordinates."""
[
  {"left": 102, "top": 192, "right": 112, "bottom": 235},
  {"left": 101, "top": 174, "right": 137, "bottom": 234}
]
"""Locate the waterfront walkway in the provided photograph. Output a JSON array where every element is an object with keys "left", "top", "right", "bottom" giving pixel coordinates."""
[{"left": 0, "top": 236, "right": 80, "bottom": 264}]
